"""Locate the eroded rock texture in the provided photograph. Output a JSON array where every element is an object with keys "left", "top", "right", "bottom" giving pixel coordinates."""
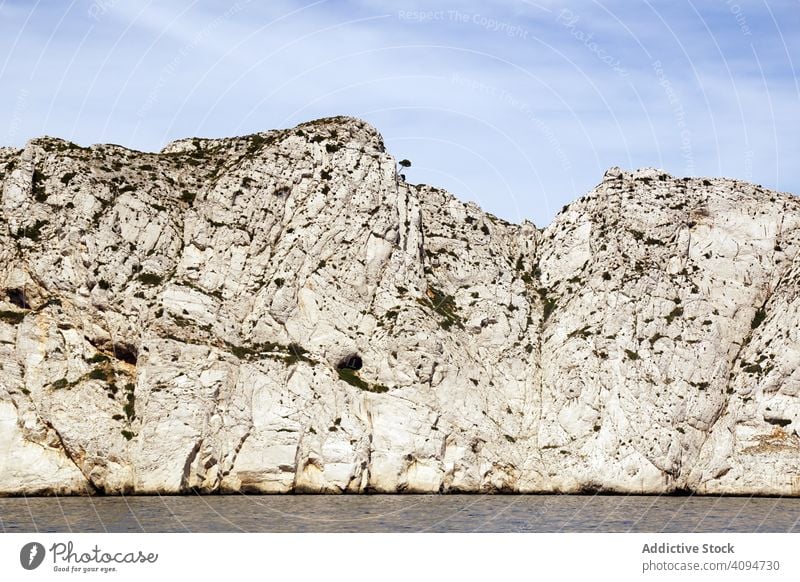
[{"left": 1, "top": 117, "right": 799, "bottom": 495}]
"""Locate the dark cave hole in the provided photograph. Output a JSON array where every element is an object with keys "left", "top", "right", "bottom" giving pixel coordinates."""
[
  {"left": 112, "top": 343, "right": 139, "bottom": 365},
  {"left": 88, "top": 337, "right": 138, "bottom": 365},
  {"left": 6, "top": 288, "right": 30, "bottom": 309},
  {"left": 337, "top": 354, "right": 363, "bottom": 371}
]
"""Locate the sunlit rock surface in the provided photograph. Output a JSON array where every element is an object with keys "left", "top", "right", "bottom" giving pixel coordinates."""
[{"left": 1, "top": 117, "right": 799, "bottom": 495}]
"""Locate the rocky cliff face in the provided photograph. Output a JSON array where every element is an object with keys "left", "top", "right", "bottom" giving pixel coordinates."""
[{"left": 1, "top": 116, "right": 799, "bottom": 495}]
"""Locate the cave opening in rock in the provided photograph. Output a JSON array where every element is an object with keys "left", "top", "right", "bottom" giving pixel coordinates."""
[
  {"left": 87, "top": 335, "right": 138, "bottom": 365},
  {"left": 337, "top": 353, "right": 363, "bottom": 371},
  {"left": 113, "top": 343, "right": 139, "bottom": 366},
  {"left": 6, "top": 288, "right": 30, "bottom": 309}
]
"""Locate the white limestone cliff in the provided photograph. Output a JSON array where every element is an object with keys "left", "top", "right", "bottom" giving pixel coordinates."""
[{"left": 1, "top": 117, "right": 799, "bottom": 495}]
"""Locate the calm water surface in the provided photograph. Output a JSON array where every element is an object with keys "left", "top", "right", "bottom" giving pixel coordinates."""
[{"left": 1, "top": 495, "right": 798, "bottom": 533}]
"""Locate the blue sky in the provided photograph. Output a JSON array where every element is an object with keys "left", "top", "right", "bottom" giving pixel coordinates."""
[{"left": 1, "top": 0, "right": 797, "bottom": 225}]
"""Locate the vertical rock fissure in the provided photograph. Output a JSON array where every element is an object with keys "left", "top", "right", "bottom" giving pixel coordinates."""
[
  {"left": 180, "top": 439, "right": 202, "bottom": 492},
  {"left": 40, "top": 417, "right": 99, "bottom": 494}
]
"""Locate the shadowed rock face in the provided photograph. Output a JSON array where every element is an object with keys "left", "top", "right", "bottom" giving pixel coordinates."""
[{"left": 1, "top": 116, "right": 799, "bottom": 496}]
